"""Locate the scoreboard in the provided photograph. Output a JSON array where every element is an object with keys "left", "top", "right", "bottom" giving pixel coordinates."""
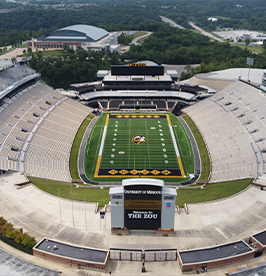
[
  {"left": 110, "top": 179, "right": 176, "bottom": 231},
  {"left": 124, "top": 184, "right": 162, "bottom": 230}
]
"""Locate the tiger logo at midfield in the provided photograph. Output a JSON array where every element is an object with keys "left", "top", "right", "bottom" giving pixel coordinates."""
[{"left": 132, "top": 135, "right": 146, "bottom": 144}]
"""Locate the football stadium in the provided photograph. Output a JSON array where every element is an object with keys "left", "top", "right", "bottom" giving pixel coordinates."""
[{"left": 1, "top": 57, "right": 266, "bottom": 275}]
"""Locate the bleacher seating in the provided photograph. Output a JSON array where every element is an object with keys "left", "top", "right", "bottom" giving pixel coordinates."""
[
  {"left": 0, "top": 78, "right": 93, "bottom": 182},
  {"left": 92, "top": 98, "right": 174, "bottom": 111},
  {"left": 23, "top": 94, "right": 91, "bottom": 182},
  {"left": 0, "top": 65, "right": 36, "bottom": 91},
  {"left": 185, "top": 81, "right": 261, "bottom": 182}
]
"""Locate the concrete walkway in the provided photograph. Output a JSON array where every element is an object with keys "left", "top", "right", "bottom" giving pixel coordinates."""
[
  {"left": 130, "top": 32, "right": 152, "bottom": 46},
  {"left": 1, "top": 173, "right": 266, "bottom": 275}
]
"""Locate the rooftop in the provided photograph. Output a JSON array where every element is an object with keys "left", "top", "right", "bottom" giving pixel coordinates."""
[
  {"left": 253, "top": 230, "right": 266, "bottom": 246},
  {"left": 58, "top": 25, "right": 108, "bottom": 42},
  {"left": 179, "top": 241, "right": 252, "bottom": 264},
  {"left": 35, "top": 238, "right": 109, "bottom": 264},
  {"left": 196, "top": 68, "right": 263, "bottom": 85},
  {"left": 38, "top": 24, "right": 109, "bottom": 42},
  {"left": 79, "top": 90, "right": 195, "bottom": 101}
]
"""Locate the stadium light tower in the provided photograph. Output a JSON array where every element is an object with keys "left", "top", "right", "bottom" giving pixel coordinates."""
[{"left": 246, "top": 58, "right": 254, "bottom": 82}]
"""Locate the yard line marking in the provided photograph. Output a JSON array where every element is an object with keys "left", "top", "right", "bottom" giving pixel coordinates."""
[
  {"left": 172, "top": 118, "right": 193, "bottom": 174},
  {"left": 167, "top": 115, "right": 172, "bottom": 126},
  {"left": 167, "top": 114, "right": 186, "bottom": 177},
  {"left": 173, "top": 124, "right": 184, "bottom": 156},
  {"left": 144, "top": 118, "right": 151, "bottom": 167},
  {"left": 94, "top": 156, "right": 101, "bottom": 177},
  {"left": 178, "top": 156, "right": 185, "bottom": 177},
  {"left": 128, "top": 118, "right": 131, "bottom": 168},
  {"left": 167, "top": 117, "right": 180, "bottom": 156},
  {"left": 94, "top": 115, "right": 109, "bottom": 177}
]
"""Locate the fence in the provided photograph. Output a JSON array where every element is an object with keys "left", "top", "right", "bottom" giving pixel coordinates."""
[{"left": 110, "top": 248, "right": 177, "bottom": 262}]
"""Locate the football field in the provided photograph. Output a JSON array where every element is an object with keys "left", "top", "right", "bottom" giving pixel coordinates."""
[{"left": 93, "top": 114, "right": 187, "bottom": 178}]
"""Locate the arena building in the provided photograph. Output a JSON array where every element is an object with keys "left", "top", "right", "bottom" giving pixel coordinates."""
[{"left": 28, "top": 24, "right": 120, "bottom": 53}]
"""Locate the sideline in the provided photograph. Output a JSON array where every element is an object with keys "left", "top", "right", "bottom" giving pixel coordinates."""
[
  {"left": 78, "top": 115, "right": 100, "bottom": 184},
  {"left": 177, "top": 116, "right": 201, "bottom": 185}
]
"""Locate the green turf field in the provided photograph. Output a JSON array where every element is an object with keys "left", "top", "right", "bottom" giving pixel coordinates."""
[
  {"left": 84, "top": 113, "right": 194, "bottom": 182},
  {"left": 102, "top": 116, "right": 178, "bottom": 169}
]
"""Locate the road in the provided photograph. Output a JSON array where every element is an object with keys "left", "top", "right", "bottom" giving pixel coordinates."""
[
  {"left": 160, "top": 16, "right": 185, "bottom": 29},
  {"left": 160, "top": 16, "right": 223, "bottom": 43},
  {"left": 189, "top": 21, "right": 224, "bottom": 42},
  {"left": 130, "top": 32, "right": 152, "bottom": 45},
  {"left": 0, "top": 47, "right": 27, "bottom": 59}
]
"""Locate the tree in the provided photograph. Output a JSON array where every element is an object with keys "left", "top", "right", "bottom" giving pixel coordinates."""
[
  {"left": 11, "top": 57, "right": 17, "bottom": 64},
  {"left": 0, "top": 222, "right": 13, "bottom": 236},
  {"left": 63, "top": 43, "right": 69, "bottom": 51},
  {"left": 118, "top": 32, "right": 134, "bottom": 45},
  {"left": 6, "top": 229, "right": 20, "bottom": 240},
  {"left": 14, "top": 232, "right": 27, "bottom": 244},
  {"left": 21, "top": 235, "right": 37, "bottom": 248},
  {"left": 0, "top": 216, "right": 6, "bottom": 226},
  {"left": 263, "top": 40, "right": 266, "bottom": 50},
  {"left": 27, "top": 47, "right": 32, "bottom": 53},
  {"left": 245, "top": 38, "right": 251, "bottom": 46},
  {"left": 184, "top": 64, "right": 193, "bottom": 75}
]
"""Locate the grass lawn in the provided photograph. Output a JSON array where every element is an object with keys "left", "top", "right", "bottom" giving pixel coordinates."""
[
  {"left": 69, "top": 115, "right": 95, "bottom": 180},
  {"left": 176, "top": 179, "right": 252, "bottom": 207},
  {"left": 20, "top": 50, "right": 65, "bottom": 58},
  {"left": 17, "top": 44, "right": 28, "bottom": 48},
  {"left": 182, "top": 114, "right": 210, "bottom": 181},
  {"left": 29, "top": 177, "right": 252, "bottom": 208},
  {"left": 231, "top": 43, "right": 263, "bottom": 54},
  {"left": 137, "top": 36, "right": 150, "bottom": 43},
  {"left": 132, "top": 31, "right": 148, "bottom": 39},
  {"left": 29, "top": 177, "right": 110, "bottom": 207},
  {"left": 210, "top": 32, "right": 227, "bottom": 42}
]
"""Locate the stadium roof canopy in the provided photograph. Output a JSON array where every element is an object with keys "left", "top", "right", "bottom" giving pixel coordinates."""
[{"left": 37, "top": 24, "right": 109, "bottom": 43}]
